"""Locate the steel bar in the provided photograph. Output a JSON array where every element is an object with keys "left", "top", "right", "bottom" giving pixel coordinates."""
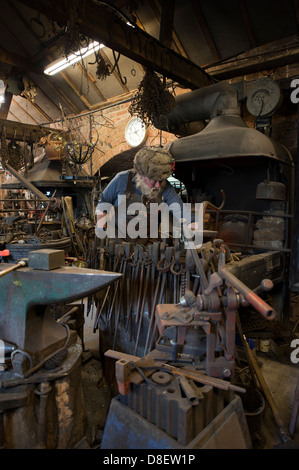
[
  {"left": 36, "top": 190, "right": 57, "bottom": 235},
  {"left": 3, "top": 163, "right": 49, "bottom": 202},
  {"left": 0, "top": 259, "right": 27, "bottom": 278},
  {"left": 181, "top": 221, "right": 209, "bottom": 294},
  {"left": 113, "top": 257, "right": 128, "bottom": 350},
  {"left": 93, "top": 287, "right": 110, "bottom": 332},
  {"left": 134, "top": 260, "right": 151, "bottom": 355},
  {"left": 144, "top": 272, "right": 161, "bottom": 355},
  {"left": 218, "top": 252, "right": 276, "bottom": 320},
  {"left": 162, "top": 363, "right": 246, "bottom": 393}
]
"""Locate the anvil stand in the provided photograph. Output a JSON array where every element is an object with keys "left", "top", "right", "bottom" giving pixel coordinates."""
[{"left": 0, "top": 249, "right": 120, "bottom": 449}]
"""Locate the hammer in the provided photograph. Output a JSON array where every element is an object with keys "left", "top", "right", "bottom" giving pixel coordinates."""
[{"left": 0, "top": 259, "right": 27, "bottom": 278}]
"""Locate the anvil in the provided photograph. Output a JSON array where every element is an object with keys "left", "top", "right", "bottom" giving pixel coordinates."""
[{"left": 0, "top": 254, "right": 121, "bottom": 376}]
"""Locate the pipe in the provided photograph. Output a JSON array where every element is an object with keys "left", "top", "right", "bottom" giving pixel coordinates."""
[
  {"left": 218, "top": 252, "right": 276, "bottom": 320},
  {"left": 157, "top": 81, "right": 240, "bottom": 134}
]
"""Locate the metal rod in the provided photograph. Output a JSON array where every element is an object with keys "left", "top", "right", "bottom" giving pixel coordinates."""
[
  {"left": 36, "top": 190, "right": 57, "bottom": 235},
  {"left": 218, "top": 252, "right": 276, "bottom": 320},
  {"left": 0, "top": 260, "right": 27, "bottom": 278}
]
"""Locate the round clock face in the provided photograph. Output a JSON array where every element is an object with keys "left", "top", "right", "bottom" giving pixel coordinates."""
[{"left": 125, "top": 117, "right": 147, "bottom": 147}]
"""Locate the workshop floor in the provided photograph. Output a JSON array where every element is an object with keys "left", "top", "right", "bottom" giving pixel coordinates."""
[{"left": 81, "top": 308, "right": 299, "bottom": 450}]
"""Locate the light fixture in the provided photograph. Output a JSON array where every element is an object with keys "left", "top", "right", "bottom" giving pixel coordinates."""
[
  {"left": 44, "top": 41, "right": 104, "bottom": 76},
  {"left": 0, "top": 79, "right": 5, "bottom": 104}
]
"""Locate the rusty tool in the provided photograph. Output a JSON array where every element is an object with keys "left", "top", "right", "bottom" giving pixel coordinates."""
[
  {"left": 144, "top": 267, "right": 161, "bottom": 354},
  {"left": 289, "top": 375, "right": 299, "bottom": 437},
  {"left": 143, "top": 250, "right": 173, "bottom": 355},
  {"left": 178, "top": 376, "right": 200, "bottom": 406},
  {"left": 105, "top": 349, "right": 246, "bottom": 394},
  {"left": 161, "top": 363, "right": 246, "bottom": 393},
  {"left": 36, "top": 190, "right": 57, "bottom": 236},
  {"left": 93, "top": 287, "right": 110, "bottom": 332},
  {"left": 125, "top": 244, "right": 143, "bottom": 334},
  {"left": 107, "top": 245, "right": 124, "bottom": 323},
  {"left": 0, "top": 259, "right": 27, "bottom": 278},
  {"left": 218, "top": 250, "right": 276, "bottom": 320},
  {"left": 113, "top": 246, "right": 130, "bottom": 349},
  {"left": 181, "top": 219, "right": 209, "bottom": 290},
  {"left": 134, "top": 251, "right": 152, "bottom": 355}
]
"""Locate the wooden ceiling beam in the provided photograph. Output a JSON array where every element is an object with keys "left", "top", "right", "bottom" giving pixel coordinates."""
[
  {"left": 0, "top": 44, "right": 41, "bottom": 75},
  {"left": 33, "top": 71, "right": 80, "bottom": 115},
  {"left": 20, "top": 92, "right": 53, "bottom": 122},
  {"left": 158, "top": 0, "right": 175, "bottom": 49},
  {"left": 60, "top": 70, "right": 92, "bottom": 110},
  {"left": 237, "top": 0, "right": 257, "bottom": 49},
  {"left": 206, "top": 34, "right": 299, "bottom": 80},
  {"left": 0, "top": 117, "right": 59, "bottom": 142},
  {"left": 77, "top": 62, "right": 106, "bottom": 101},
  {"left": 11, "top": 97, "right": 39, "bottom": 124},
  {"left": 0, "top": 43, "right": 80, "bottom": 116},
  {"left": 0, "top": 91, "right": 13, "bottom": 119},
  {"left": 189, "top": 0, "right": 220, "bottom": 63},
  {"left": 149, "top": 0, "right": 188, "bottom": 57},
  {"left": 17, "top": 0, "right": 214, "bottom": 90}
]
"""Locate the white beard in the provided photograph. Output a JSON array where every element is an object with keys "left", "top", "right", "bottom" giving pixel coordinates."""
[{"left": 135, "top": 173, "right": 165, "bottom": 201}]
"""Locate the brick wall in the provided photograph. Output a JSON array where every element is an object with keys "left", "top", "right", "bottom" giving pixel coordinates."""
[{"left": 77, "top": 87, "right": 189, "bottom": 175}]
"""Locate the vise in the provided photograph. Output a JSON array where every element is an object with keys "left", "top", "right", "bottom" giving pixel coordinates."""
[{"left": 0, "top": 249, "right": 121, "bottom": 377}]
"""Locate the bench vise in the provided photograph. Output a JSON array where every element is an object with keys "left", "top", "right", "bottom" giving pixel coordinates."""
[{"left": 0, "top": 249, "right": 121, "bottom": 377}]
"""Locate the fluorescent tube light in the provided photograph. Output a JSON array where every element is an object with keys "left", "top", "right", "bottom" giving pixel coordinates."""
[
  {"left": 0, "top": 79, "right": 5, "bottom": 103},
  {"left": 44, "top": 41, "right": 104, "bottom": 76}
]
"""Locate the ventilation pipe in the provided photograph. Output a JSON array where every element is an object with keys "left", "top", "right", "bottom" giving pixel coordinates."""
[
  {"left": 164, "top": 81, "right": 240, "bottom": 135},
  {"left": 159, "top": 81, "right": 292, "bottom": 166}
]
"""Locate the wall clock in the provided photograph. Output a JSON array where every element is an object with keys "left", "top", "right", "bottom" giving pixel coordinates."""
[{"left": 125, "top": 117, "right": 148, "bottom": 147}]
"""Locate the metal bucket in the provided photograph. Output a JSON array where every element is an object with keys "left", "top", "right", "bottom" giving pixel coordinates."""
[{"left": 237, "top": 384, "right": 265, "bottom": 439}]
